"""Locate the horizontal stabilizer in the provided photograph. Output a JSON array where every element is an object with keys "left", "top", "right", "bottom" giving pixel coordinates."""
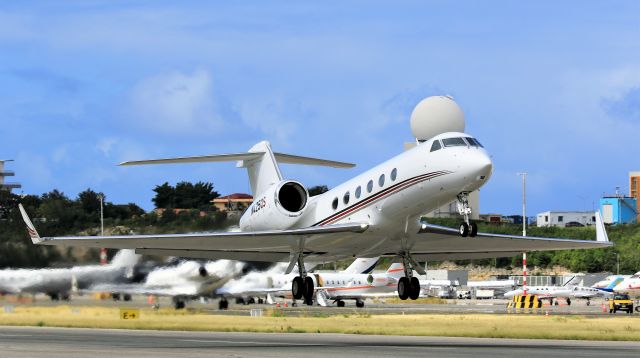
[
  {"left": 119, "top": 151, "right": 354, "bottom": 168},
  {"left": 119, "top": 153, "right": 263, "bottom": 166}
]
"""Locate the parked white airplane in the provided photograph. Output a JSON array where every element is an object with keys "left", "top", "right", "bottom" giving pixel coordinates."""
[
  {"left": 0, "top": 250, "right": 139, "bottom": 300},
  {"left": 91, "top": 260, "right": 246, "bottom": 309},
  {"left": 613, "top": 272, "right": 640, "bottom": 297},
  {"left": 219, "top": 257, "right": 380, "bottom": 307},
  {"left": 591, "top": 275, "right": 629, "bottom": 294},
  {"left": 314, "top": 263, "right": 405, "bottom": 307},
  {"left": 18, "top": 96, "right": 612, "bottom": 302},
  {"left": 504, "top": 276, "right": 603, "bottom": 305}
]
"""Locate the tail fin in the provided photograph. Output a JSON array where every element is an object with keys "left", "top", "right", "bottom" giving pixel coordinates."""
[
  {"left": 595, "top": 211, "right": 609, "bottom": 242},
  {"left": 109, "top": 250, "right": 141, "bottom": 267},
  {"left": 237, "top": 141, "right": 283, "bottom": 196},
  {"left": 18, "top": 204, "right": 42, "bottom": 244},
  {"left": 342, "top": 257, "right": 380, "bottom": 274},
  {"left": 607, "top": 277, "right": 625, "bottom": 291},
  {"left": 386, "top": 263, "right": 405, "bottom": 279}
]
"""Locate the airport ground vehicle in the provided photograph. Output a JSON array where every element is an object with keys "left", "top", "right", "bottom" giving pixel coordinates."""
[{"left": 609, "top": 293, "right": 633, "bottom": 314}]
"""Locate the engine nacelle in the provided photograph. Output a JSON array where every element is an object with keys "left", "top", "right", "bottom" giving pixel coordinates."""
[{"left": 240, "top": 180, "right": 309, "bottom": 231}]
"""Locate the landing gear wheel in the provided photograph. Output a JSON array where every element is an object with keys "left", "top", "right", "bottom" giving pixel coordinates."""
[
  {"left": 409, "top": 277, "right": 420, "bottom": 300},
  {"left": 303, "top": 276, "right": 314, "bottom": 301},
  {"left": 566, "top": 298, "right": 571, "bottom": 306},
  {"left": 586, "top": 300, "right": 590, "bottom": 306},
  {"left": 355, "top": 299, "right": 365, "bottom": 308},
  {"left": 469, "top": 223, "right": 478, "bottom": 237},
  {"left": 337, "top": 300, "right": 345, "bottom": 307},
  {"left": 218, "top": 298, "right": 228, "bottom": 310},
  {"left": 459, "top": 222, "right": 469, "bottom": 237},
  {"left": 292, "top": 276, "right": 304, "bottom": 300},
  {"left": 398, "top": 277, "right": 410, "bottom": 300}
]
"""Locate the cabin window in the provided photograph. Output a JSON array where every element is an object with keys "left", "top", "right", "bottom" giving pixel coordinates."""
[
  {"left": 378, "top": 174, "right": 385, "bottom": 187},
  {"left": 391, "top": 168, "right": 397, "bottom": 181},
  {"left": 343, "top": 191, "right": 350, "bottom": 205},
  {"left": 367, "top": 180, "right": 374, "bottom": 193},
  {"left": 355, "top": 186, "right": 362, "bottom": 199},
  {"left": 442, "top": 137, "right": 467, "bottom": 147},
  {"left": 332, "top": 197, "right": 338, "bottom": 210},
  {"left": 430, "top": 140, "right": 442, "bottom": 152}
]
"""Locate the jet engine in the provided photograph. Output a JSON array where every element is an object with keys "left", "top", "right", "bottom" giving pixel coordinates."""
[{"left": 239, "top": 180, "right": 309, "bottom": 231}]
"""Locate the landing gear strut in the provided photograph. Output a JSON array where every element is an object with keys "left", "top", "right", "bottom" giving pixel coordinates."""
[
  {"left": 397, "top": 253, "right": 422, "bottom": 300},
  {"left": 290, "top": 254, "right": 314, "bottom": 304},
  {"left": 456, "top": 192, "right": 477, "bottom": 237}
]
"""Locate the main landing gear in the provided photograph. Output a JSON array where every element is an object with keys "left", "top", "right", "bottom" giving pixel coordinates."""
[
  {"left": 397, "top": 254, "right": 422, "bottom": 301},
  {"left": 291, "top": 254, "right": 314, "bottom": 305},
  {"left": 456, "top": 192, "right": 477, "bottom": 237}
]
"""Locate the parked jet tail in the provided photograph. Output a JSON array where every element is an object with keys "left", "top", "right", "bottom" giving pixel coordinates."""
[
  {"left": 18, "top": 204, "right": 41, "bottom": 244},
  {"left": 386, "top": 263, "right": 405, "bottom": 279},
  {"left": 342, "top": 257, "right": 380, "bottom": 274},
  {"left": 118, "top": 141, "right": 355, "bottom": 196}
]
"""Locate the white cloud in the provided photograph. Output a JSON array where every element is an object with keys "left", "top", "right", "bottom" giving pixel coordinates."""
[
  {"left": 237, "top": 97, "right": 300, "bottom": 145},
  {"left": 96, "top": 137, "right": 119, "bottom": 157},
  {"left": 129, "top": 69, "right": 223, "bottom": 135}
]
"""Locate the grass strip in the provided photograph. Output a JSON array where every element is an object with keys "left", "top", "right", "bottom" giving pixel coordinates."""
[{"left": 1, "top": 306, "right": 639, "bottom": 341}]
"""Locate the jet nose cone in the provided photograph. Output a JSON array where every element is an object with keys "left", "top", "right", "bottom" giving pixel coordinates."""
[{"left": 472, "top": 151, "right": 493, "bottom": 181}]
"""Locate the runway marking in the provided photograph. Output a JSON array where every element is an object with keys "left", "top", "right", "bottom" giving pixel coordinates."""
[
  {"left": 181, "top": 339, "right": 320, "bottom": 346},
  {"left": 0, "top": 334, "right": 32, "bottom": 337}
]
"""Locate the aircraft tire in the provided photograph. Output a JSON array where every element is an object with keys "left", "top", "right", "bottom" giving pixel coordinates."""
[
  {"left": 123, "top": 294, "right": 132, "bottom": 302},
  {"left": 566, "top": 298, "right": 571, "bottom": 306},
  {"left": 459, "top": 223, "right": 469, "bottom": 237},
  {"left": 398, "top": 277, "right": 410, "bottom": 300},
  {"left": 470, "top": 223, "right": 478, "bottom": 237},
  {"left": 586, "top": 300, "right": 590, "bottom": 306},
  {"left": 337, "top": 300, "right": 345, "bottom": 307},
  {"left": 356, "top": 299, "right": 365, "bottom": 308},
  {"left": 303, "top": 276, "right": 314, "bottom": 302},
  {"left": 218, "top": 299, "right": 228, "bottom": 310},
  {"left": 174, "top": 300, "right": 186, "bottom": 310},
  {"left": 409, "top": 277, "right": 420, "bottom": 300},
  {"left": 292, "top": 276, "right": 304, "bottom": 300}
]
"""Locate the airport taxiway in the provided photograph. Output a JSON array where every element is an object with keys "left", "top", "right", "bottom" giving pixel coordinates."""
[{"left": 1, "top": 326, "right": 639, "bottom": 358}]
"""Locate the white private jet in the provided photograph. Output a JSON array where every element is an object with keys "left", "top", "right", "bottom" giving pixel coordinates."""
[
  {"left": 17, "top": 99, "right": 612, "bottom": 303},
  {"left": 613, "top": 272, "right": 640, "bottom": 297},
  {"left": 503, "top": 276, "right": 604, "bottom": 305},
  {"left": 0, "top": 250, "right": 139, "bottom": 300},
  {"left": 219, "top": 257, "right": 380, "bottom": 307},
  {"left": 90, "top": 259, "right": 246, "bottom": 309}
]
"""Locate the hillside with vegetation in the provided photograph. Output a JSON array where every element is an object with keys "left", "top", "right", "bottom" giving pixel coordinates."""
[{"left": 1, "top": 183, "right": 639, "bottom": 274}]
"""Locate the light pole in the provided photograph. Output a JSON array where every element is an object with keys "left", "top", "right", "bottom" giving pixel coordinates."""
[
  {"left": 617, "top": 252, "right": 620, "bottom": 275},
  {"left": 517, "top": 172, "right": 528, "bottom": 294},
  {"left": 99, "top": 194, "right": 107, "bottom": 265}
]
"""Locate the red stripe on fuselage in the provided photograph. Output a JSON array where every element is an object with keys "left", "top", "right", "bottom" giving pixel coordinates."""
[{"left": 315, "top": 171, "right": 450, "bottom": 226}]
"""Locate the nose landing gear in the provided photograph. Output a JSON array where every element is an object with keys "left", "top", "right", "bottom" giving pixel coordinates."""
[{"left": 456, "top": 192, "right": 477, "bottom": 237}]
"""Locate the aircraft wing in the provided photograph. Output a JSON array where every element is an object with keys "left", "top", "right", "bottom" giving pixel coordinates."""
[
  {"left": 410, "top": 214, "right": 611, "bottom": 261},
  {"left": 19, "top": 204, "right": 368, "bottom": 262}
]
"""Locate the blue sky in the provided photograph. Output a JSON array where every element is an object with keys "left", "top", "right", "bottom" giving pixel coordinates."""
[{"left": 1, "top": 1, "right": 639, "bottom": 215}]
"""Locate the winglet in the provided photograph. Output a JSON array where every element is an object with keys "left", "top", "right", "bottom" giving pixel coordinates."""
[
  {"left": 18, "top": 204, "right": 43, "bottom": 244},
  {"left": 595, "top": 211, "right": 609, "bottom": 243}
]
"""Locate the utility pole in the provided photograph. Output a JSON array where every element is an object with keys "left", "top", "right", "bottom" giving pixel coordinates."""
[
  {"left": 517, "top": 172, "right": 528, "bottom": 295},
  {"left": 617, "top": 252, "right": 620, "bottom": 275}
]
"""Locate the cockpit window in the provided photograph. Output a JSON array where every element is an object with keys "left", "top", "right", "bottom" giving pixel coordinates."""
[
  {"left": 442, "top": 137, "right": 467, "bottom": 147},
  {"left": 430, "top": 140, "right": 442, "bottom": 152},
  {"left": 466, "top": 137, "right": 484, "bottom": 148}
]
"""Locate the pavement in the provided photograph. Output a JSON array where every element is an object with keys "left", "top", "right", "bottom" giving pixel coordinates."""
[{"left": 1, "top": 326, "right": 639, "bottom": 358}]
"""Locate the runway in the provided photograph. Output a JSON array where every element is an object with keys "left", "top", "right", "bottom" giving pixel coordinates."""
[{"left": 1, "top": 326, "right": 639, "bottom": 358}]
